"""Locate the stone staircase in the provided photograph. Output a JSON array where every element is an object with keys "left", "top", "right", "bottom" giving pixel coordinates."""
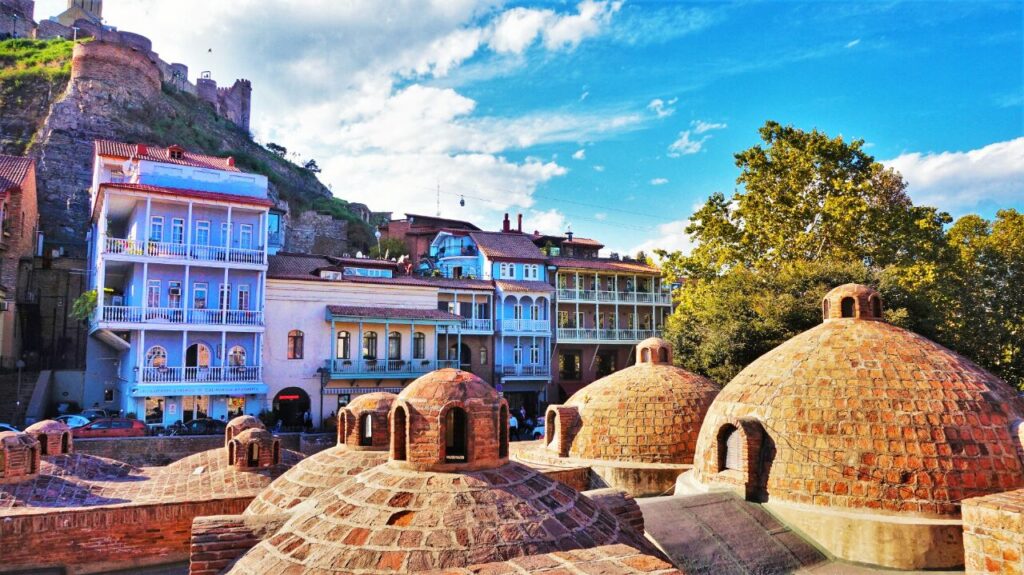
[{"left": 0, "top": 371, "right": 40, "bottom": 426}]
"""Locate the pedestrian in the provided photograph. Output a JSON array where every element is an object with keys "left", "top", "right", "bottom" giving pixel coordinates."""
[
  {"left": 519, "top": 406, "right": 527, "bottom": 425},
  {"left": 509, "top": 412, "right": 519, "bottom": 441},
  {"left": 303, "top": 410, "right": 312, "bottom": 432}
]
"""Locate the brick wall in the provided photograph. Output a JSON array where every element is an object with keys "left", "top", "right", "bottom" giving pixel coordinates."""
[
  {"left": 0, "top": 498, "right": 250, "bottom": 574},
  {"left": 1, "top": 161, "right": 37, "bottom": 366},
  {"left": 963, "top": 489, "right": 1024, "bottom": 574}
]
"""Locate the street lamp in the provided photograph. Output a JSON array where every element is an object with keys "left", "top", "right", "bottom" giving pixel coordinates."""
[
  {"left": 316, "top": 366, "right": 330, "bottom": 432},
  {"left": 15, "top": 359, "right": 25, "bottom": 425},
  {"left": 374, "top": 227, "right": 382, "bottom": 256}
]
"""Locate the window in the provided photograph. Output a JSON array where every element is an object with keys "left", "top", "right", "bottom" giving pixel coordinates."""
[
  {"left": 575, "top": 311, "right": 585, "bottom": 328},
  {"left": 499, "top": 262, "right": 514, "bottom": 279},
  {"left": 841, "top": 297, "right": 855, "bottom": 318},
  {"left": 822, "top": 299, "right": 830, "bottom": 318},
  {"left": 444, "top": 407, "right": 468, "bottom": 462},
  {"left": 513, "top": 344, "right": 522, "bottom": 365},
  {"left": 147, "top": 280, "right": 161, "bottom": 308},
  {"left": 477, "top": 302, "right": 489, "bottom": 319},
  {"left": 393, "top": 406, "right": 407, "bottom": 461},
  {"left": 195, "top": 221, "right": 211, "bottom": 246},
  {"left": 145, "top": 346, "right": 167, "bottom": 368},
  {"left": 237, "top": 285, "right": 250, "bottom": 311},
  {"left": 720, "top": 426, "right": 743, "bottom": 471},
  {"left": 287, "top": 330, "right": 304, "bottom": 359},
  {"left": 149, "top": 216, "right": 164, "bottom": 242},
  {"left": 558, "top": 310, "right": 571, "bottom": 328},
  {"left": 145, "top": 397, "right": 164, "bottom": 425},
  {"left": 413, "top": 332, "right": 425, "bottom": 359},
  {"left": 525, "top": 264, "right": 539, "bottom": 280},
  {"left": 530, "top": 345, "right": 540, "bottom": 365},
  {"left": 229, "top": 345, "right": 246, "bottom": 366},
  {"left": 559, "top": 351, "right": 581, "bottom": 380},
  {"left": 239, "top": 224, "right": 253, "bottom": 249},
  {"left": 513, "top": 305, "right": 523, "bottom": 320},
  {"left": 268, "top": 213, "right": 281, "bottom": 234},
  {"left": 359, "top": 413, "right": 373, "bottom": 446},
  {"left": 168, "top": 281, "right": 182, "bottom": 308},
  {"left": 336, "top": 331, "right": 351, "bottom": 359},
  {"left": 193, "top": 283, "right": 208, "bottom": 309},
  {"left": 219, "top": 283, "right": 231, "bottom": 309},
  {"left": 388, "top": 331, "right": 401, "bottom": 360},
  {"left": 479, "top": 346, "right": 488, "bottom": 366},
  {"left": 596, "top": 350, "right": 616, "bottom": 377},
  {"left": 171, "top": 218, "right": 185, "bottom": 244},
  {"left": 363, "top": 332, "right": 378, "bottom": 360},
  {"left": 530, "top": 304, "right": 539, "bottom": 320},
  {"left": 169, "top": 147, "right": 183, "bottom": 160},
  {"left": 221, "top": 222, "right": 229, "bottom": 245}
]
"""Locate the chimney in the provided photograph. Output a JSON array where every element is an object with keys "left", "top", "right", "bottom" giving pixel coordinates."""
[
  {"left": 517, "top": 213, "right": 523, "bottom": 232},
  {"left": 566, "top": 229, "right": 574, "bottom": 242},
  {"left": 136, "top": 143, "right": 148, "bottom": 156},
  {"left": 226, "top": 156, "right": 235, "bottom": 167},
  {"left": 502, "top": 213, "right": 510, "bottom": 233}
]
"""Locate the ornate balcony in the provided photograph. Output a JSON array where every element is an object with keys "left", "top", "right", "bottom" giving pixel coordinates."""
[
  {"left": 556, "top": 288, "right": 671, "bottom": 305},
  {"left": 556, "top": 328, "right": 660, "bottom": 343},
  {"left": 324, "top": 358, "right": 459, "bottom": 379},
  {"left": 139, "top": 365, "right": 262, "bottom": 384},
  {"left": 102, "top": 236, "right": 266, "bottom": 266},
  {"left": 98, "top": 305, "right": 264, "bottom": 328},
  {"left": 497, "top": 319, "right": 550, "bottom": 333}
]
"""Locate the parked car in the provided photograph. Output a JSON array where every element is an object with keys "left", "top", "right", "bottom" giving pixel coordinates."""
[
  {"left": 54, "top": 414, "right": 92, "bottom": 429},
  {"left": 72, "top": 418, "right": 148, "bottom": 438},
  {"left": 80, "top": 409, "right": 109, "bottom": 422},
  {"left": 177, "top": 418, "right": 227, "bottom": 436},
  {"left": 0, "top": 423, "right": 18, "bottom": 433}
]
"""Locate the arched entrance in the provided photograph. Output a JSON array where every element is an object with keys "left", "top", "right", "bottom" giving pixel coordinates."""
[
  {"left": 273, "top": 387, "right": 310, "bottom": 431},
  {"left": 449, "top": 343, "right": 472, "bottom": 371}
]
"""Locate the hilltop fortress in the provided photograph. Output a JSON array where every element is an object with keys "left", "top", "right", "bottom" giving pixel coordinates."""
[{"left": 1, "top": 0, "right": 251, "bottom": 131}]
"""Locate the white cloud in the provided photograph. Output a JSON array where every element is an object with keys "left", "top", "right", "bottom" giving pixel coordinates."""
[
  {"left": 489, "top": 7, "right": 552, "bottom": 54},
  {"left": 594, "top": 212, "right": 607, "bottom": 221},
  {"left": 628, "top": 219, "right": 695, "bottom": 258},
  {"left": 543, "top": 0, "right": 623, "bottom": 50},
  {"left": 883, "top": 138, "right": 1024, "bottom": 214},
  {"left": 668, "top": 120, "right": 726, "bottom": 157},
  {"left": 572, "top": 148, "right": 586, "bottom": 160},
  {"left": 647, "top": 97, "right": 678, "bottom": 118},
  {"left": 650, "top": 178, "right": 669, "bottom": 185},
  {"left": 527, "top": 208, "right": 569, "bottom": 235},
  {"left": 579, "top": 90, "right": 590, "bottom": 102},
  {"left": 593, "top": 165, "right": 606, "bottom": 172},
  {"left": 692, "top": 120, "right": 727, "bottom": 134},
  {"left": 845, "top": 38, "right": 861, "bottom": 48}
]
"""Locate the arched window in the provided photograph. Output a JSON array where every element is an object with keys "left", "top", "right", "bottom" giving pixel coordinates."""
[
  {"left": 247, "top": 443, "right": 259, "bottom": 467},
  {"left": 822, "top": 299, "right": 830, "bottom": 318},
  {"left": 61, "top": 433, "right": 70, "bottom": 454},
  {"left": 413, "top": 332, "right": 426, "bottom": 359},
  {"left": 641, "top": 348, "right": 651, "bottom": 362},
  {"left": 840, "top": 297, "right": 856, "bottom": 318},
  {"left": 388, "top": 331, "right": 402, "bottom": 361},
  {"left": 336, "top": 331, "right": 351, "bottom": 359},
  {"left": 359, "top": 413, "right": 373, "bottom": 446},
  {"left": 658, "top": 347, "right": 668, "bottom": 363},
  {"left": 444, "top": 407, "right": 468, "bottom": 463},
  {"left": 499, "top": 405, "right": 509, "bottom": 458},
  {"left": 145, "top": 346, "right": 167, "bottom": 368},
  {"left": 718, "top": 425, "right": 743, "bottom": 471},
  {"left": 393, "top": 406, "right": 407, "bottom": 461},
  {"left": 287, "top": 330, "right": 304, "bottom": 359},
  {"left": 363, "top": 332, "right": 378, "bottom": 360},
  {"left": 228, "top": 345, "right": 246, "bottom": 366},
  {"left": 870, "top": 296, "right": 882, "bottom": 318}
]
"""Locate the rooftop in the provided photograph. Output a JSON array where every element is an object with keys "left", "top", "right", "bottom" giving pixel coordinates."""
[
  {"left": 95, "top": 140, "right": 241, "bottom": 172},
  {"left": 326, "top": 305, "right": 463, "bottom": 322},
  {"left": 468, "top": 230, "right": 547, "bottom": 261},
  {"left": 548, "top": 256, "right": 659, "bottom": 273},
  {"left": 0, "top": 154, "right": 33, "bottom": 195}
]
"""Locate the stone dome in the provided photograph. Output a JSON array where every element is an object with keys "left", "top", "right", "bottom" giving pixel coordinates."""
[
  {"left": 339, "top": 392, "right": 396, "bottom": 450},
  {"left": 225, "top": 415, "right": 264, "bottom": 448},
  {"left": 228, "top": 428, "right": 280, "bottom": 471},
  {"left": 391, "top": 369, "right": 509, "bottom": 472},
  {"left": 24, "top": 419, "right": 73, "bottom": 456},
  {"left": 547, "top": 338, "right": 720, "bottom": 464},
  {"left": 692, "top": 284, "right": 1024, "bottom": 517}
]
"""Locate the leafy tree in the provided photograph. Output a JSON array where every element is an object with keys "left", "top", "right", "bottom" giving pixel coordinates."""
[
  {"left": 369, "top": 237, "right": 409, "bottom": 260},
  {"left": 303, "top": 159, "right": 321, "bottom": 173},
  {"left": 265, "top": 142, "right": 287, "bottom": 157}
]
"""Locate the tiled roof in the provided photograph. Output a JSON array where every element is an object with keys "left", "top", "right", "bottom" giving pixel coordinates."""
[
  {"left": 400, "top": 213, "right": 480, "bottom": 230},
  {"left": 266, "top": 253, "right": 332, "bottom": 279},
  {"left": 0, "top": 155, "right": 33, "bottom": 194},
  {"left": 469, "top": 231, "right": 546, "bottom": 261},
  {"left": 326, "top": 305, "right": 462, "bottom": 321},
  {"left": 267, "top": 254, "right": 493, "bottom": 291},
  {"left": 99, "top": 183, "right": 274, "bottom": 207},
  {"left": 548, "top": 256, "right": 659, "bottom": 273},
  {"left": 95, "top": 140, "right": 241, "bottom": 172},
  {"left": 564, "top": 237, "right": 604, "bottom": 247},
  {"left": 529, "top": 232, "right": 605, "bottom": 249},
  {"left": 495, "top": 280, "right": 555, "bottom": 293}
]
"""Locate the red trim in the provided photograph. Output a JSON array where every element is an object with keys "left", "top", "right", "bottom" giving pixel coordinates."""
[{"left": 101, "top": 183, "right": 273, "bottom": 208}]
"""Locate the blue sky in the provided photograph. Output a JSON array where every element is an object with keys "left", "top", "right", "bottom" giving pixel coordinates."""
[{"left": 37, "top": 0, "right": 1023, "bottom": 255}]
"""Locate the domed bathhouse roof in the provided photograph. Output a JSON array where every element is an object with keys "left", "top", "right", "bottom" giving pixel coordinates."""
[
  {"left": 0, "top": 431, "right": 40, "bottom": 484},
  {"left": 226, "top": 369, "right": 657, "bottom": 574},
  {"left": 243, "top": 392, "right": 397, "bottom": 517},
  {"left": 516, "top": 339, "right": 720, "bottom": 496},
  {"left": 225, "top": 415, "right": 264, "bottom": 447},
  {"left": 24, "top": 420, "right": 74, "bottom": 456},
  {"left": 679, "top": 284, "right": 1024, "bottom": 570}
]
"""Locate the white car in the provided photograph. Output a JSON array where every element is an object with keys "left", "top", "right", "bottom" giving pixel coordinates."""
[{"left": 55, "top": 414, "right": 92, "bottom": 429}]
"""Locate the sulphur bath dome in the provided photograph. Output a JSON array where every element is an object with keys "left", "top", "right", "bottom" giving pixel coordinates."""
[
  {"left": 228, "top": 369, "right": 653, "bottom": 574},
  {"left": 680, "top": 284, "right": 1024, "bottom": 570}
]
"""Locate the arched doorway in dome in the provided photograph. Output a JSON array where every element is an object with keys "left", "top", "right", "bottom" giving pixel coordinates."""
[
  {"left": 444, "top": 406, "right": 469, "bottom": 463},
  {"left": 273, "top": 387, "right": 310, "bottom": 431},
  {"left": 715, "top": 419, "right": 776, "bottom": 503}
]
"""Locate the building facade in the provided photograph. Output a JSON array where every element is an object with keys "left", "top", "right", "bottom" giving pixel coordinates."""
[
  {"left": 0, "top": 154, "right": 39, "bottom": 370},
  {"left": 85, "top": 141, "right": 271, "bottom": 426}
]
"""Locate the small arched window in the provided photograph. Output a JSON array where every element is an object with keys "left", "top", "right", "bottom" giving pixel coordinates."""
[
  {"left": 822, "top": 299, "right": 830, "bottom": 318},
  {"left": 658, "top": 347, "right": 669, "bottom": 363},
  {"left": 61, "top": 433, "right": 70, "bottom": 454},
  {"left": 363, "top": 332, "right": 378, "bottom": 360},
  {"left": 719, "top": 426, "right": 744, "bottom": 471},
  {"left": 336, "top": 331, "right": 351, "bottom": 359},
  {"left": 358, "top": 413, "right": 373, "bottom": 446},
  {"left": 840, "top": 297, "right": 856, "bottom": 318},
  {"left": 479, "top": 346, "right": 488, "bottom": 366},
  {"left": 247, "top": 443, "right": 259, "bottom": 467},
  {"left": 37, "top": 434, "right": 48, "bottom": 456},
  {"left": 870, "top": 296, "right": 882, "bottom": 318},
  {"left": 444, "top": 407, "right": 469, "bottom": 463},
  {"left": 388, "top": 331, "right": 402, "bottom": 361},
  {"left": 287, "top": 330, "right": 304, "bottom": 359},
  {"left": 393, "top": 406, "right": 408, "bottom": 461},
  {"left": 145, "top": 346, "right": 168, "bottom": 368},
  {"left": 413, "top": 332, "right": 426, "bottom": 359},
  {"left": 641, "top": 348, "right": 651, "bottom": 362},
  {"left": 228, "top": 345, "right": 246, "bottom": 366}
]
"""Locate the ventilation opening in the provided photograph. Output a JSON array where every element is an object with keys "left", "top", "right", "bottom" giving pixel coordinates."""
[
  {"left": 658, "top": 347, "right": 668, "bottom": 363},
  {"left": 386, "top": 510, "right": 416, "bottom": 526},
  {"left": 247, "top": 443, "right": 259, "bottom": 467},
  {"left": 38, "top": 434, "right": 48, "bottom": 456},
  {"left": 498, "top": 405, "right": 509, "bottom": 458},
  {"left": 444, "top": 407, "right": 468, "bottom": 463},
  {"left": 546, "top": 410, "right": 556, "bottom": 446},
  {"left": 840, "top": 297, "right": 856, "bottom": 318},
  {"left": 28, "top": 447, "right": 37, "bottom": 473},
  {"left": 870, "top": 296, "right": 882, "bottom": 318},
  {"left": 392, "top": 406, "right": 407, "bottom": 461},
  {"left": 359, "top": 413, "right": 373, "bottom": 447},
  {"left": 822, "top": 299, "right": 830, "bottom": 319},
  {"left": 717, "top": 425, "right": 740, "bottom": 472},
  {"left": 228, "top": 441, "right": 236, "bottom": 464},
  {"left": 61, "top": 433, "right": 69, "bottom": 454},
  {"left": 641, "top": 348, "right": 651, "bottom": 362},
  {"left": 272, "top": 441, "right": 280, "bottom": 465}
]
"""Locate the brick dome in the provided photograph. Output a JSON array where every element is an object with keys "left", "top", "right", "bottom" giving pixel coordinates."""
[
  {"left": 339, "top": 392, "right": 396, "bottom": 450},
  {"left": 692, "top": 285, "right": 1024, "bottom": 517},
  {"left": 225, "top": 415, "right": 264, "bottom": 448},
  {"left": 546, "top": 339, "right": 720, "bottom": 464},
  {"left": 391, "top": 369, "right": 510, "bottom": 472},
  {"left": 228, "top": 428, "right": 280, "bottom": 471},
  {"left": 227, "top": 461, "right": 652, "bottom": 574},
  {"left": 24, "top": 420, "right": 73, "bottom": 456},
  {"left": 0, "top": 431, "right": 40, "bottom": 484}
]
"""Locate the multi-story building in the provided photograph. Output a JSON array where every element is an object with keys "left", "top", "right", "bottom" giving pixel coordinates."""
[
  {"left": 85, "top": 141, "right": 271, "bottom": 426},
  {"left": 0, "top": 154, "right": 39, "bottom": 370},
  {"left": 381, "top": 212, "right": 480, "bottom": 268}
]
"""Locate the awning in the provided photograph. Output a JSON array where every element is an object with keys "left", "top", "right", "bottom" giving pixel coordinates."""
[
  {"left": 324, "top": 387, "right": 404, "bottom": 395},
  {"left": 130, "top": 383, "right": 268, "bottom": 398}
]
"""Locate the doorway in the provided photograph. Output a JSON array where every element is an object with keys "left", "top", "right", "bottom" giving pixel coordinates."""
[
  {"left": 185, "top": 343, "right": 212, "bottom": 381},
  {"left": 273, "top": 387, "right": 310, "bottom": 431}
]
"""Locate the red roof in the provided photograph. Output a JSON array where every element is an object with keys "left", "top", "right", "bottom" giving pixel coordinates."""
[
  {"left": 495, "top": 280, "right": 555, "bottom": 293},
  {"left": 95, "top": 140, "right": 241, "bottom": 172},
  {"left": 99, "top": 183, "right": 274, "bottom": 208},
  {"left": 548, "top": 256, "right": 659, "bottom": 274},
  {"left": 326, "top": 305, "right": 462, "bottom": 321},
  {"left": 469, "top": 231, "right": 546, "bottom": 261},
  {"left": 0, "top": 155, "right": 33, "bottom": 195},
  {"left": 267, "top": 254, "right": 493, "bottom": 291}
]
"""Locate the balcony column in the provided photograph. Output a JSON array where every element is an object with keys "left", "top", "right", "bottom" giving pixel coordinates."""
[
  {"left": 225, "top": 206, "right": 233, "bottom": 261},
  {"left": 141, "top": 262, "right": 149, "bottom": 319},
  {"left": 144, "top": 197, "right": 152, "bottom": 244},
  {"left": 258, "top": 210, "right": 266, "bottom": 257},
  {"left": 181, "top": 330, "right": 188, "bottom": 379},
  {"left": 96, "top": 198, "right": 108, "bottom": 322},
  {"left": 409, "top": 320, "right": 415, "bottom": 366},
  {"left": 222, "top": 267, "right": 229, "bottom": 324},
  {"left": 137, "top": 329, "right": 146, "bottom": 380},
  {"left": 330, "top": 318, "right": 336, "bottom": 369},
  {"left": 185, "top": 201, "right": 193, "bottom": 258},
  {"left": 384, "top": 321, "right": 390, "bottom": 364},
  {"left": 357, "top": 321, "right": 363, "bottom": 369},
  {"left": 183, "top": 265, "right": 191, "bottom": 323},
  {"left": 574, "top": 272, "right": 579, "bottom": 296},
  {"left": 221, "top": 330, "right": 227, "bottom": 372},
  {"left": 516, "top": 335, "right": 521, "bottom": 370}
]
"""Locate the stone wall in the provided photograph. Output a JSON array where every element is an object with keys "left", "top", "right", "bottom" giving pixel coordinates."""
[
  {"left": 285, "top": 210, "right": 349, "bottom": 257},
  {"left": 74, "top": 432, "right": 323, "bottom": 467},
  {"left": 71, "top": 40, "right": 161, "bottom": 104},
  {"left": 0, "top": 1, "right": 35, "bottom": 38},
  {"left": 963, "top": 489, "right": 1024, "bottom": 574},
  {"left": 0, "top": 498, "right": 249, "bottom": 575}
]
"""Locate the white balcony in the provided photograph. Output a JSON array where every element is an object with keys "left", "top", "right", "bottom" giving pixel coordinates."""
[
  {"left": 98, "top": 305, "right": 264, "bottom": 328},
  {"left": 556, "top": 328, "right": 660, "bottom": 343},
  {"left": 103, "top": 236, "right": 266, "bottom": 266},
  {"left": 325, "top": 358, "right": 459, "bottom": 378},
  {"left": 556, "top": 288, "right": 671, "bottom": 305},
  {"left": 498, "top": 364, "right": 550, "bottom": 378},
  {"left": 498, "top": 319, "right": 550, "bottom": 333},
  {"left": 140, "top": 365, "right": 262, "bottom": 384}
]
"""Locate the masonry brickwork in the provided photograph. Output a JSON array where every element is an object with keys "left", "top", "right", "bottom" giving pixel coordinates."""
[
  {"left": 0, "top": 157, "right": 38, "bottom": 368},
  {"left": 285, "top": 209, "right": 350, "bottom": 257},
  {"left": 963, "top": 489, "right": 1024, "bottom": 574}
]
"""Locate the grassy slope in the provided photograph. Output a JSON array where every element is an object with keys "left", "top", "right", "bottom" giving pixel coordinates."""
[{"left": 0, "top": 38, "right": 74, "bottom": 154}]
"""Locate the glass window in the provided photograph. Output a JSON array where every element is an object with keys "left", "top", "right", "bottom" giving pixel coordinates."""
[
  {"left": 195, "top": 221, "right": 210, "bottom": 246},
  {"left": 513, "top": 345, "right": 522, "bottom": 364},
  {"left": 221, "top": 222, "right": 229, "bottom": 245},
  {"left": 147, "top": 280, "right": 161, "bottom": 308},
  {"left": 363, "top": 332, "right": 378, "bottom": 360},
  {"left": 530, "top": 304, "right": 539, "bottom": 320},
  {"left": 287, "top": 330, "right": 304, "bottom": 359},
  {"left": 171, "top": 218, "right": 185, "bottom": 244},
  {"left": 513, "top": 305, "right": 523, "bottom": 320},
  {"left": 168, "top": 281, "right": 182, "bottom": 308},
  {"left": 558, "top": 310, "right": 570, "bottom": 328},
  {"left": 239, "top": 224, "right": 253, "bottom": 249},
  {"left": 530, "top": 345, "right": 541, "bottom": 364},
  {"left": 336, "top": 331, "right": 350, "bottom": 359},
  {"left": 193, "top": 283, "right": 208, "bottom": 309},
  {"left": 219, "top": 283, "right": 230, "bottom": 309},
  {"left": 229, "top": 345, "right": 246, "bottom": 366},
  {"left": 237, "top": 285, "right": 250, "bottom": 311},
  {"left": 413, "top": 332, "right": 425, "bottom": 359},
  {"left": 388, "top": 331, "right": 401, "bottom": 360},
  {"left": 227, "top": 396, "right": 245, "bottom": 417},
  {"left": 145, "top": 346, "right": 167, "bottom": 368},
  {"left": 149, "top": 216, "right": 164, "bottom": 242},
  {"left": 479, "top": 346, "right": 488, "bottom": 366},
  {"left": 144, "top": 397, "right": 164, "bottom": 425},
  {"left": 559, "top": 351, "right": 582, "bottom": 380}
]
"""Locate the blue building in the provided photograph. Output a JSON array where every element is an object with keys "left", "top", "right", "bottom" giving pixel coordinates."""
[{"left": 85, "top": 141, "right": 271, "bottom": 427}]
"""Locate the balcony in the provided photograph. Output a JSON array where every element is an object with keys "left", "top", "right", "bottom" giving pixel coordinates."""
[
  {"left": 439, "top": 318, "right": 493, "bottom": 334},
  {"left": 497, "top": 319, "right": 550, "bottom": 333},
  {"left": 139, "top": 365, "right": 262, "bottom": 384},
  {"left": 98, "top": 306, "right": 264, "bottom": 328},
  {"left": 103, "top": 237, "right": 266, "bottom": 266},
  {"left": 556, "top": 328, "right": 660, "bottom": 343},
  {"left": 498, "top": 364, "right": 550, "bottom": 378},
  {"left": 556, "top": 288, "right": 671, "bottom": 305},
  {"left": 325, "top": 358, "right": 459, "bottom": 378}
]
